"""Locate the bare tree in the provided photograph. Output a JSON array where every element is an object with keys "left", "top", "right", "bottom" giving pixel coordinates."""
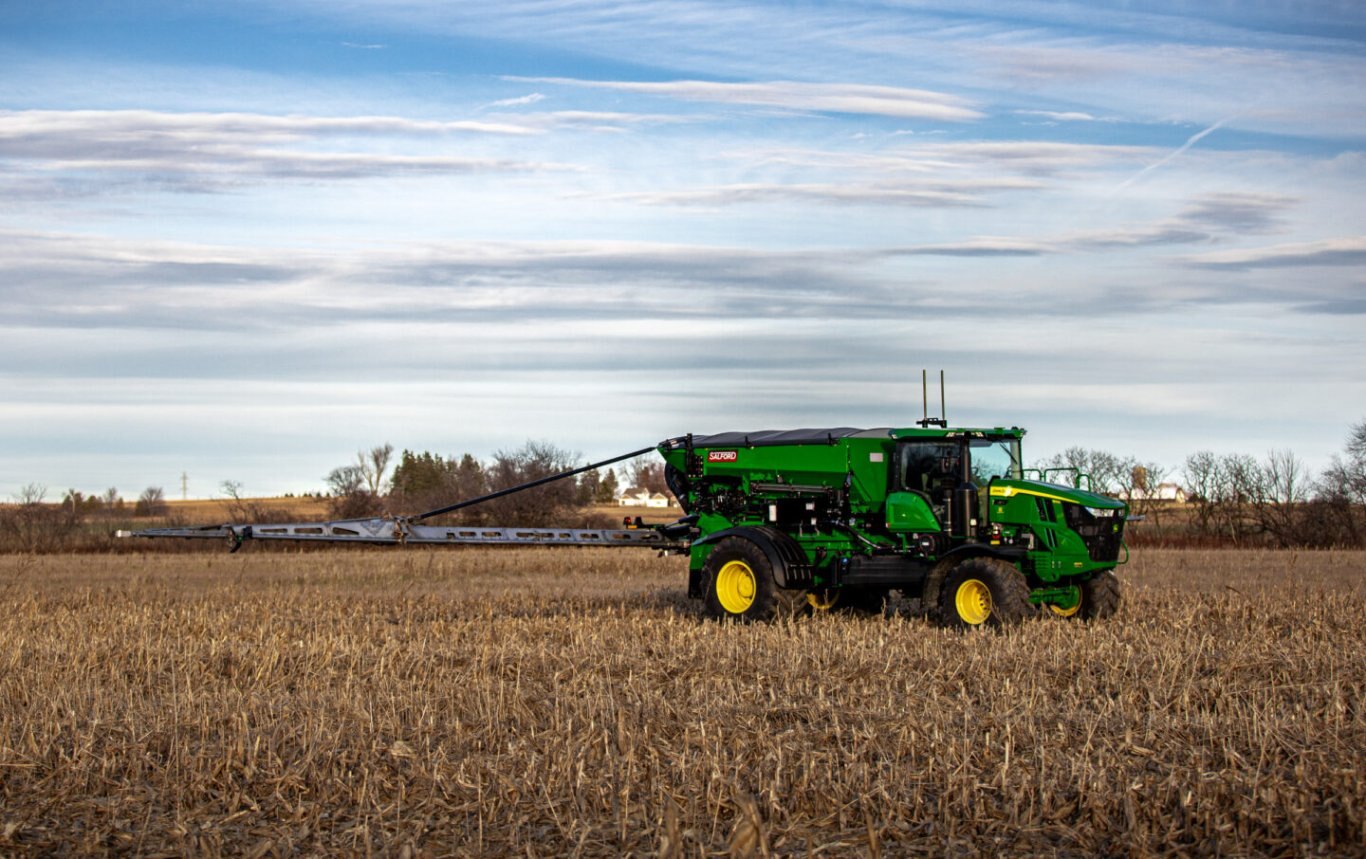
[
  {"left": 135, "top": 486, "right": 168, "bottom": 517},
  {"left": 1251, "top": 449, "right": 1309, "bottom": 546},
  {"left": 625, "top": 458, "right": 668, "bottom": 494},
  {"left": 325, "top": 467, "right": 364, "bottom": 497},
  {"left": 358, "top": 443, "right": 394, "bottom": 496},
  {"left": 1039, "top": 447, "right": 1134, "bottom": 496},
  {"left": 0, "top": 483, "right": 87, "bottom": 552},
  {"left": 1184, "top": 451, "right": 1259, "bottom": 543},
  {"left": 219, "top": 479, "right": 278, "bottom": 522},
  {"left": 325, "top": 464, "right": 384, "bottom": 519},
  {"left": 101, "top": 487, "right": 122, "bottom": 520},
  {"left": 1317, "top": 418, "right": 1366, "bottom": 545},
  {"left": 480, "top": 441, "right": 582, "bottom": 526},
  {"left": 1322, "top": 419, "right": 1366, "bottom": 505}
]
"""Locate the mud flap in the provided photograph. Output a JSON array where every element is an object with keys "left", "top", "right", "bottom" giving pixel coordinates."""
[{"left": 691, "top": 525, "right": 814, "bottom": 590}]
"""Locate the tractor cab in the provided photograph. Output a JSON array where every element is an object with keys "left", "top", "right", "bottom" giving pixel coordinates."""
[{"left": 888, "top": 428, "right": 1024, "bottom": 538}]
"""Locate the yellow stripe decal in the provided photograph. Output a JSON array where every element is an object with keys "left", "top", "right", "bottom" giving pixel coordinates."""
[{"left": 989, "top": 485, "right": 1075, "bottom": 504}]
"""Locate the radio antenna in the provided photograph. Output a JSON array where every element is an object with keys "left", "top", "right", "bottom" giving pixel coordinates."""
[
  {"left": 916, "top": 369, "right": 948, "bottom": 428},
  {"left": 940, "top": 370, "right": 947, "bottom": 426},
  {"left": 921, "top": 369, "right": 929, "bottom": 424}
]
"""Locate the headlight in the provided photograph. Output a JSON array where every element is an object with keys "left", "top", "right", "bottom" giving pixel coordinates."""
[{"left": 1085, "top": 507, "right": 1118, "bottom": 518}]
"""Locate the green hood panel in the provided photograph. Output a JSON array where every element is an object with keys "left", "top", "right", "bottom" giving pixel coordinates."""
[{"left": 988, "top": 479, "right": 1125, "bottom": 510}]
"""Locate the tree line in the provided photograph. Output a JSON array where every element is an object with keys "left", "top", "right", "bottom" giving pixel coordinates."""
[
  {"left": 0, "top": 441, "right": 666, "bottom": 551},
  {"left": 323, "top": 441, "right": 668, "bottom": 527},
  {"left": 1039, "top": 419, "right": 1366, "bottom": 548},
  {"left": 3, "top": 420, "right": 1363, "bottom": 551},
  {"left": 321, "top": 419, "right": 1366, "bottom": 546},
  {"left": 0, "top": 484, "right": 171, "bottom": 553}
]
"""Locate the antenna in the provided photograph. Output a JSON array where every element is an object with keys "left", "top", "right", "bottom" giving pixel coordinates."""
[
  {"left": 916, "top": 369, "right": 948, "bottom": 428},
  {"left": 921, "top": 369, "right": 928, "bottom": 424},
  {"left": 940, "top": 370, "right": 947, "bottom": 426}
]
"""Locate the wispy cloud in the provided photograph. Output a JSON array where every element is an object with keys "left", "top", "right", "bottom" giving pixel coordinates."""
[
  {"left": 509, "top": 77, "right": 983, "bottom": 121},
  {"left": 883, "top": 239, "right": 1047, "bottom": 257},
  {"left": 904, "top": 141, "right": 1154, "bottom": 176},
  {"left": 3, "top": 0, "right": 1363, "bottom": 496},
  {"left": 596, "top": 181, "right": 1030, "bottom": 209},
  {"left": 486, "top": 110, "right": 696, "bottom": 132},
  {"left": 1177, "top": 192, "right": 1296, "bottom": 235},
  {"left": 0, "top": 109, "right": 536, "bottom": 141},
  {"left": 1014, "top": 109, "right": 1101, "bottom": 122},
  {"left": 0, "top": 109, "right": 577, "bottom": 192},
  {"left": 594, "top": 139, "right": 1155, "bottom": 210},
  {"left": 1181, "top": 237, "right": 1366, "bottom": 270},
  {"left": 487, "top": 92, "right": 545, "bottom": 108}
]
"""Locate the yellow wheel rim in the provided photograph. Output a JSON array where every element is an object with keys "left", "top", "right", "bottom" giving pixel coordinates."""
[
  {"left": 715, "top": 560, "right": 758, "bottom": 614},
  {"left": 955, "top": 578, "right": 992, "bottom": 625},
  {"left": 807, "top": 590, "right": 839, "bottom": 611},
  {"left": 1048, "top": 601, "right": 1081, "bottom": 617}
]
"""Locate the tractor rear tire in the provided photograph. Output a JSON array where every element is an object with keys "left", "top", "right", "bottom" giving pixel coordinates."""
[
  {"left": 937, "top": 556, "right": 1033, "bottom": 629},
  {"left": 1079, "top": 570, "right": 1121, "bottom": 620},
  {"left": 701, "top": 537, "right": 803, "bottom": 622}
]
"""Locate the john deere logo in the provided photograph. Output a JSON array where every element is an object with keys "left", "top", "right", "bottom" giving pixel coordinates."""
[{"left": 707, "top": 450, "right": 738, "bottom": 463}]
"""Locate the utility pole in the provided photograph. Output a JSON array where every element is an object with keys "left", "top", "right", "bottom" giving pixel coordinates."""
[{"left": 181, "top": 471, "right": 188, "bottom": 501}]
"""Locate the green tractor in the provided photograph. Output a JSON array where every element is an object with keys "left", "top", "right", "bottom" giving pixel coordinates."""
[
  {"left": 656, "top": 425, "right": 1126, "bottom": 626},
  {"left": 121, "top": 398, "right": 1127, "bottom": 629}
]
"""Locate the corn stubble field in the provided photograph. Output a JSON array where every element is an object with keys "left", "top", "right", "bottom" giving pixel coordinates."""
[{"left": 0, "top": 548, "right": 1361, "bottom": 857}]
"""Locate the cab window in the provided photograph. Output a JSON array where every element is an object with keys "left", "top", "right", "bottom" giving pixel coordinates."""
[
  {"left": 899, "top": 441, "right": 961, "bottom": 496},
  {"left": 969, "top": 439, "right": 1021, "bottom": 483}
]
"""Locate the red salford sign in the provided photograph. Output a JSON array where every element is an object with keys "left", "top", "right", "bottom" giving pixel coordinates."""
[{"left": 707, "top": 450, "right": 739, "bottom": 463}]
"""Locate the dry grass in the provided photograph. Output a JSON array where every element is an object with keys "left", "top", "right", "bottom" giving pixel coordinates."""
[
  {"left": 163, "top": 496, "right": 331, "bottom": 522},
  {"left": 0, "top": 548, "right": 1361, "bottom": 857}
]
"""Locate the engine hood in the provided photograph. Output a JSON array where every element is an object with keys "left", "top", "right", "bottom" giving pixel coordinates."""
[{"left": 988, "top": 479, "right": 1126, "bottom": 510}]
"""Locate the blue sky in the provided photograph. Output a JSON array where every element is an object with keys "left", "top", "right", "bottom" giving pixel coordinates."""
[{"left": 2, "top": 0, "right": 1363, "bottom": 500}]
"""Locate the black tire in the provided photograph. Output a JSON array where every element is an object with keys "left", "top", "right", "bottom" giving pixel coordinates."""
[
  {"left": 1079, "top": 570, "right": 1121, "bottom": 620},
  {"left": 936, "top": 556, "right": 1033, "bottom": 629},
  {"left": 1044, "top": 570, "right": 1122, "bottom": 621},
  {"left": 701, "top": 536, "right": 803, "bottom": 622}
]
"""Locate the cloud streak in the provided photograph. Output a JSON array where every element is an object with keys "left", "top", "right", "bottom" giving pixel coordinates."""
[
  {"left": 595, "top": 182, "right": 1012, "bottom": 208},
  {"left": 0, "top": 109, "right": 580, "bottom": 191},
  {"left": 1181, "top": 237, "right": 1366, "bottom": 270},
  {"left": 2, "top": 0, "right": 1363, "bottom": 496},
  {"left": 510, "top": 78, "right": 984, "bottom": 121}
]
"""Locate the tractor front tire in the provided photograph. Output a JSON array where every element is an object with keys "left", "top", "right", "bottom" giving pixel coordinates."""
[
  {"left": 1079, "top": 570, "right": 1121, "bottom": 620},
  {"left": 701, "top": 537, "right": 802, "bottom": 622},
  {"left": 937, "top": 556, "right": 1033, "bottom": 629}
]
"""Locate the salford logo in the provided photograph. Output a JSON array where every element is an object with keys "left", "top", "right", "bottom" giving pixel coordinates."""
[{"left": 707, "top": 450, "right": 739, "bottom": 463}]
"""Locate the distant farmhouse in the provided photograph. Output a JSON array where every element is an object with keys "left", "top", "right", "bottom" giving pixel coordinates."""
[
  {"left": 617, "top": 488, "right": 671, "bottom": 508},
  {"left": 1124, "top": 482, "right": 1188, "bottom": 503}
]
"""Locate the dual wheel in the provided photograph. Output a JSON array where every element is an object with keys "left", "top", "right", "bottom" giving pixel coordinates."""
[
  {"left": 938, "top": 559, "right": 1121, "bottom": 627},
  {"left": 703, "top": 537, "right": 883, "bottom": 622},
  {"left": 703, "top": 537, "right": 1120, "bottom": 625}
]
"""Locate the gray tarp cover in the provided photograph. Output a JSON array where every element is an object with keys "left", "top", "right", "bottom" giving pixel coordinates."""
[{"left": 691, "top": 428, "right": 890, "bottom": 448}]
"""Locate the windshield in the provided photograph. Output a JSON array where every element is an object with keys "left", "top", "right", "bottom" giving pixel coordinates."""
[{"left": 970, "top": 438, "right": 1022, "bottom": 483}]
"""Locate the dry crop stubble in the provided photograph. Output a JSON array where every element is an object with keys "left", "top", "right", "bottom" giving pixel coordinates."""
[{"left": 0, "top": 547, "right": 1361, "bottom": 856}]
